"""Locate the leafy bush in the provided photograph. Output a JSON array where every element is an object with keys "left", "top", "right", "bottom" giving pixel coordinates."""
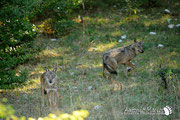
[
  {"left": 38, "top": 18, "right": 55, "bottom": 35},
  {"left": 0, "top": 0, "right": 39, "bottom": 89},
  {"left": 34, "top": 0, "right": 81, "bottom": 20},
  {"left": 54, "top": 19, "right": 75, "bottom": 35},
  {"left": 83, "top": 0, "right": 172, "bottom": 11},
  {"left": 0, "top": 68, "right": 29, "bottom": 89},
  {"left": 35, "top": 0, "right": 81, "bottom": 36},
  {"left": 0, "top": 98, "right": 89, "bottom": 120},
  {"left": 0, "top": 98, "right": 14, "bottom": 119}
]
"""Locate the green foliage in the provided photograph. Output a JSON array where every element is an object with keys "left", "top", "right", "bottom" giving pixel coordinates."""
[
  {"left": 0, "top": 0, "right": 39, "bottom": 89},
  {"left": 0, "top": 98, "right": 89, "bottom": 120},
  {"left": 0, "top": 98, "right": 14, "bottom": 119},
  {"left": 33, "top": 0, "right": 81, "bottom": 36},
  {"left": 35, "top": 0, "right": 81, "bottom": 19},
  {"left": 0, "top": 69, "right": 29, "bottom": 89},
  {"left": 83, "top": 0, "right": 167, "bottom": 9},
  {"left": 38, "top": 18, "right": 55, "bottom": 35},
  {"left": 54, "top": 19, "right": 75, "bottom": 35}
]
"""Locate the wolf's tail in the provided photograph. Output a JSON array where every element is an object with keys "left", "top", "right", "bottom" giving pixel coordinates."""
[{"left": 103, "top": 57, "right": 117, "bottom": 75}]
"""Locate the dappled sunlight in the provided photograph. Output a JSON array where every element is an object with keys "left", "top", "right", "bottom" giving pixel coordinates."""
[
  {"left": 111, "top": 31, "right": 122, "bottom": 37},
  {"left": 144, "top": 14, "right": 171, "bottom": 27},
  {"left": 92, "top": 63, "right": 102, "bottom": 68},
  {"left": 76, "top": 59, "right": 102, "bottom": 70},
  {"left": 76, "top": 62, "right": 102, "bottom": 70},
  {"left": 88, "top": 42, "right": 116, "bottom": 52},
  {"left": 123, "top": 15, "right": 139, "bottom": 22},
  {"left": 83, "top": 16, "right": 96, "bottom": 24},
  {"left": 156, "top": 52, "right": 179, "bottom": 69},
  {"left": 111, "top": 80, "right": 124, "bottom": 91},
  {"left": 97, "top": 18, "right": 110, "bottom": 24},
  {"left": 12, "top": 78, "right": 40, "bottom": 94},
  {"left": 126, "top": 82, "right": 138, "bottom": 88},
  {"left": 0, "top": 77, "right": 40, "bottom": 95},
  {"left": 29, "top": 71, "right": 44, "bottom": 79},
  {"left": 83, "top": 16, "right": 110, "bottom": 25},
  {"left": 113, "top": 15, "right": 140, "bottom": 27},
  {"left": 111, "top": 80, "right": 138, "bottom": 91},
  {"left": 41, "top": 50, "right": 61, "bottom": 58},
  {"left": 73, "top": 16, "right": 82, "bottom": 23},
  {"left": 76, "top": 64, "right": 89, "bottom": 69}
]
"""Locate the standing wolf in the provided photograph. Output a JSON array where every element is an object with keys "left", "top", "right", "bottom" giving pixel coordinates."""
[
  {"left": 102, "top": 38, "right": 144, "bottom": 79},
  {"left": 40, "top": 65, "right": 58, "bottom": 112}
]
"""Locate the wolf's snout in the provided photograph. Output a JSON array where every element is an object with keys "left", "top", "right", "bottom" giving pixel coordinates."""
[
  {"left": 141, "top": 50, "right": 144, "bottom": 53},
  {"left": 49, "top": 80, "right": 52, "bottom": 83}
]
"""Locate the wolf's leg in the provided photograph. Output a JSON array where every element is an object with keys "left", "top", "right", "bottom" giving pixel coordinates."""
[
  {"left": 108, "top": 58, "right": 118, "bottom": 80},
  {"left": 109, "top": 58, "right": 118, "bottom": 70},
  {"left": 40, "top": 84, "right": 45, "bottom": 116},
  {"left": 56, "top": 91, "right": 59, "bottom": 109},
  {"left": 46, "top": 92, "right": 51, "bottom": 108},
  {"left": 122, "top": 64, "right": 127, "bottom": 77},
  {"left": 125, "top": 61, "right": 135, "bottom": 71},
  {"left": 41, "top": 85, "right": 45, "bottom": 107},
  {"left": 108, "top": 73, "right": 112, "bottom": 80},
  {"left": 103, "top": 65, "right": 106, "bottom": 78}
]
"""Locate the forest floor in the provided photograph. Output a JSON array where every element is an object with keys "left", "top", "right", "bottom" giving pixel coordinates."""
[{"left": 1, "top": 8, "right": 180, "bottom": 120}]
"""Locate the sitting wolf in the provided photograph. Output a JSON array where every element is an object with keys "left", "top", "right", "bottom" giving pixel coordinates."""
[{"left": 102, "top": 38, "right": 144, "bottom": 79}]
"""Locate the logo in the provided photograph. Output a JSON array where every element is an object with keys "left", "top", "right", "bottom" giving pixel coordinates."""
[
  {"left": 122, "top": 106, "right": 172, "bottom": 116},
  {"left": 163, "top": 106, "right": 172, "bottom": 116}
]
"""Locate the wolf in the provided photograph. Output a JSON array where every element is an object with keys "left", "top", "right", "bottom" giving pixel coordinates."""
[
  {"left": 102, "top": 38, "right": 144, "bottom": 79},
  {"left": 40, "top": 64, "right": 58, "bottom": 112}
]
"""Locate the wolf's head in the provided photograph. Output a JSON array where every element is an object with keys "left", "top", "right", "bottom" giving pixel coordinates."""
[
  {"left": 44, "top": 65, "right": 57, "bottom": 85},
  {"left": 133, "top": 38, "right": 144, "bottom": 54}
]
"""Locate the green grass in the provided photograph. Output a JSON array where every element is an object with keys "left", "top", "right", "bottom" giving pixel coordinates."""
[{"left": 1, "top": 8, "right": 180, "bottom": 119}]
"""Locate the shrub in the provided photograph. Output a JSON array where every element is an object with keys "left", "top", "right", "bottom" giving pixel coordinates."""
[
  {"left": 0, "top": 98, "right": 14, "bottom": 119},
  {"left": 0, "top": 0, "right": 39, "bottom": 89},
  {"left": 54, "top": 19, "right": 75, "bottom": 35},
  {"left": 38, "top": 18, "right": 55, "bottom": 35},
  {"left": 0, "top": 98, "right": 89, "bottom": 120}
]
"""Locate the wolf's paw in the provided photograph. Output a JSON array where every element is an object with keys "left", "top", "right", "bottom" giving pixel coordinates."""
[
  {"left": 127, "top": 68, "right": 132, "bottom": 72},
  {"left": 126, "top": 67, "right": 131, "bottom": 72}
]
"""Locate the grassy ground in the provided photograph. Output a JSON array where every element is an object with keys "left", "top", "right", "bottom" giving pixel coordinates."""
[{"left": 1, "top": 7, "right": 180, "bottom": 119}]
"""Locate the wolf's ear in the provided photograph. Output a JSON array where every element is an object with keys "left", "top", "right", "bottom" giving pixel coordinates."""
[
  {"left": 45, "top": 67, "right": 49, "bottom": 72},
  {"left": 52, "top": 63, "right": 57, "bottom": 72},
  {"left": 53, "top": 67, "right": 57, "bottom": 72},
  {"left": 140, "top": 37, "right": 144, "bottom": 45},
  {"left": 134, "top": 38, "right": 137, "bottom": 43},
  {"left": 140, "top": 40, "right": 144, "bottom": 45}
]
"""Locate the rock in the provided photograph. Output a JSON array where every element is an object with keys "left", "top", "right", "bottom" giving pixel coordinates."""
[
  {"left": 94, "top": 105, "right": 100, "bottom": 110},
  {"left": 88, "top": 86, "right": 93, "bottom": 91},
  {"left": 118, "top": 39, "right": 123, "bottom": 43},
  {"left": 176, "top": 24, "right": 180, "bottom": 27},
  {"left": 121, "top": 35, "right": 126, "bottom": 39},
  {"left": 149, "top": 32, "right": 156, "bottom": 35},
  {"left": 168, "top": 24, "right": 174, "bottom": 28},
  {"left": 167, "top": 19, "right": 171, "bottom": 23},
  {"left": 72, "top": 86, "right": 77, "bottom": 89},
  {"left": 126, "top": 67, "right": 131, "bottom": 70},
  {"left": 158, "top": 44, "right": 164, "bottom": 48},
  {"left": 51, "top": 38, "right": 57, "bottom": 42},
  {"left": 164, "top": 9, "right": 170, "bottom": 13}
]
